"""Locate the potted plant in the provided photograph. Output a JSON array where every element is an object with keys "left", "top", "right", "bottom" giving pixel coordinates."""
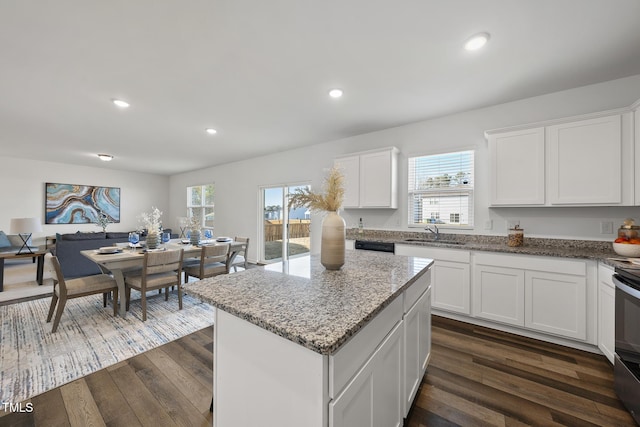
[
  {"left": 289, "top": 166, "right": 345, "bottom": 270},
  {"left": 138, "top": 207, "right": 162, "bottom": 249}
]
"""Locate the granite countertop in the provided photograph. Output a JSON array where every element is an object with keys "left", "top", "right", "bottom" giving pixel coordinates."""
[
  {"left": 183, "top": 250, "right": 432, "bottom": 355},
  {"left": 348, "top": 229, "right": 624, "bottom": 267}
]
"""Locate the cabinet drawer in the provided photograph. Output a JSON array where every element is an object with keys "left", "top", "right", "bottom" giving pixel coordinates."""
[
  {"left": 474, "top": 251, "right": 586, "bottom": 276},
  {"left": 329, "top": 296, "right": 402, "bottom": 398}
]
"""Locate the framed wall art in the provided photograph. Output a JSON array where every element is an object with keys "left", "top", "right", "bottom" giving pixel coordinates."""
[{"left": 45, "top": 183, "right": 121, "bottom": 225}]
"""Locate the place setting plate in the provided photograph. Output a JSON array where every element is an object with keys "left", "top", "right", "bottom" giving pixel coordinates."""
[{"left": 96, "top": 246, "right": 122, "bottom": 255}]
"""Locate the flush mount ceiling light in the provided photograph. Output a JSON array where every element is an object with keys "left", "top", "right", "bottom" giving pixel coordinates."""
[
  {"left": 328, "top": 89, "right": 343, "bottom": 98},
  {"left": 464, "top": 32, "right": 490, "bottom": 51},
  {"left": 112, "top": 99, "right": 130, "bottom": 108},
  {"left": 97, "top": 154, "right": 113, "bottom": 161},
  {"left": 205, "top": 128, "right": 217, "bottom": 135}
]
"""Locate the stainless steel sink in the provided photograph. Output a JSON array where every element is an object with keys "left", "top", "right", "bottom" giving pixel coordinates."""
[{"left": 403, "top": 238, "right": 465, "bottom": 245}]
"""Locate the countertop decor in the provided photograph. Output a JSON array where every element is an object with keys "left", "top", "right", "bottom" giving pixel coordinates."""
[{"left": 289, "top": 166, "right": 346, "bottom": 270}]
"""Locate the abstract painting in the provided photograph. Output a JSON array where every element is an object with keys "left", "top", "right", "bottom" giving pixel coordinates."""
[{"left": 45, "top": 183, "right": 120, "bottom": 224}]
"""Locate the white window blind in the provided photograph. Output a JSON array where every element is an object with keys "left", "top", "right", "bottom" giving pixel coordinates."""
[{"left": 408, "top": 150, "right": 474, "bottom": 227}]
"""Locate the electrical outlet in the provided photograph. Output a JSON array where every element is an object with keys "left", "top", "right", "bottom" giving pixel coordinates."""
[
  {"left": 484, "top": 220, "right": 493, "bottom": 230},
  {"left": 600, "top": 221, "right": 614, "bottom": 234}
]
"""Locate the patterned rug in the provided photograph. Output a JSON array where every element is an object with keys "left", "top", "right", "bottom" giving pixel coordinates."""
[{"left": 0, "top": 291, "right": 214, "bottom": 405}]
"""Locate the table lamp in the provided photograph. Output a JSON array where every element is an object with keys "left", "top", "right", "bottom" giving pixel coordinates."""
[{"left": 10, "top": 217, "right": 43, "bottom": 254}]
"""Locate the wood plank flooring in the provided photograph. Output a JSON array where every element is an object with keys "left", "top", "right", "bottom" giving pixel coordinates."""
[{"left": 1, "top": 316, "right": 635, "bottom": 426}]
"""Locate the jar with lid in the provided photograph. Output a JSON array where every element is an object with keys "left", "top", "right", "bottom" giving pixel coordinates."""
[
  {"left": 508, "top": 225, "right": 524, "bottom": 247},
  {"left": 618, "top": 218, "right": 640, "bottom": 241}
]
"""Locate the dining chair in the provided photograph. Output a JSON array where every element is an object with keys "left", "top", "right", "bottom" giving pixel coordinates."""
[
  {"left": 230, "top": 237, "right": 249, "bottom": 272},
  {"left": 124, "top": 249, "right": 184, "bottom": 321},
  {"left": 183, "top": 243, "right": 230, "bottom": 282},
  {"left": 45, "top": 253, "right": 118, "bottom": 333}
]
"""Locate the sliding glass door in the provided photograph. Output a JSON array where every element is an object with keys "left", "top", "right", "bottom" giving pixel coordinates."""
[{"left": 260, "top": 184, "right": 311, "bottom": 263}]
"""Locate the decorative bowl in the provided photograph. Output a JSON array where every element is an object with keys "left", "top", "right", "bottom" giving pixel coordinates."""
[{"left": 613, "top": 242, "right": 640, "bottom": 258}]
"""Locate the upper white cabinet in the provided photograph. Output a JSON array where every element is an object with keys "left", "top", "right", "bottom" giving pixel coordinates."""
[
  {"left": 488, "top": 127, "right": 545, "bottom": 205},
  {"left": 486, "top": 109, "right": 634, "bottom": 207},
  {"left": 335, "top": 147, "right": 399, "bottom": 209},
  {"left": 547, "top": 115, "right": 622, "bottom": 205}
]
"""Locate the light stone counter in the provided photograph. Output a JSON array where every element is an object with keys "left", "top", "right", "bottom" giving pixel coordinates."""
[{"left": 183, "top": 250, "right": 432, "bottom": 355}]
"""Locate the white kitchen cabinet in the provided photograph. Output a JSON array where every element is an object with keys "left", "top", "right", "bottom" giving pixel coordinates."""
[
  {"left": 336, "top": 155, "right": 360, "bottom": 208},
  {"left": 485, "top": 109, "right": 634, "bottom": 207},
  {"left": 488, "top": 127, "right": 545, "bottom": 205},
  {"left": 525, "top": 270, "right": 587, "bottom": 340},
  {"left": 469, "top": 251, "right": 596, "bottom": 345},
  {"left": 597, "top": 263, "right": 615, "bottom": 364},
  {"left": 547, "top": 114, "right": 622, "bottom": 205},
  {"left": 396, "top": 245, "right": 470, "bottom": 315},
  {"left": 335, "top": 147, "right": 399, "bottom": 209},
  {"left": 330, "top": 322, "right": 403, "bottom": 427},
  {"left": 403, "top": 286, "right": 431, "bottom": 417},
  {"left": 473, "top": 264, "right": 525, "bottom": 326}
]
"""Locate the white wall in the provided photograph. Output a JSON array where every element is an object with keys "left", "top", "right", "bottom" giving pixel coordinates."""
[
  {"left": 0, "top": 157, "right": 170, "bottom": 245},
  {"left": 169, "top": 74, "right": 640, "bottom": 262}
]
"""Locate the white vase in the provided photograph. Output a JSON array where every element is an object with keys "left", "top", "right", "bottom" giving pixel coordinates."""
[{"left": 321, "top": 211, "right": 346, "bottom": 270}]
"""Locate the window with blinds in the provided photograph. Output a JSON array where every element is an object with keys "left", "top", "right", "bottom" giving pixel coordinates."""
[{"left": 408, "top": 150, "right": 474, "bottom": 227}]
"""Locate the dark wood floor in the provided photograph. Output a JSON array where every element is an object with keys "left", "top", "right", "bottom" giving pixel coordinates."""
[{"left": 1, "top": 316, "right": 635, "bottom": 426}]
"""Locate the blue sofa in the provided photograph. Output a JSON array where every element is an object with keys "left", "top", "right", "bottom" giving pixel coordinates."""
[{"left": 54, "top": 230, "right": 178, "bottom": 278}]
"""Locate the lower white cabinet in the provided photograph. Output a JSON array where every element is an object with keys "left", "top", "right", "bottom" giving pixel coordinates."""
[
  {"left": 329, "top": 269, "right": 432, "bottom": 427},
  {"left": 403, "top": 286, "right": 431, "bottom": 417},
  {"left": 525, "top": 270, "right": 587, "bottom": 340},
  {"left": 473, "top": 265, "right": 525, "bottom": 326},
  {"left": 396, "top": 245, "right": 470, "bottom": 315},
  {"left": 471, "top": 252, "right": 596, "bottom": 344},
  {"left": 597, "top": 263, "right": 615, "bottom": 364},
  {"left": 330, "top": 322, "right": 404, "bottom": 427}
]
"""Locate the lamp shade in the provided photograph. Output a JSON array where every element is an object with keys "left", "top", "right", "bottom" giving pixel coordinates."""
[{"left": 10, "top": 217, "right": 43, "bottom": 234}]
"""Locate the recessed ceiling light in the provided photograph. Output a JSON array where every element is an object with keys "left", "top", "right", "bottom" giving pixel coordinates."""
[
  {"left": 205, "top": 128, "right": 217, "bottom": 135},
  {"left": 329, "top": 89, "right": 343, "bottom": 98},
  {"left": 464, "top": 32, "right": 490, "bottom": 51},
  {"left": 97, "top": 154, "right": 113, "bottom": 161},
  {"left": 112, "top": 99, "right": 130, "bottom": 108}
]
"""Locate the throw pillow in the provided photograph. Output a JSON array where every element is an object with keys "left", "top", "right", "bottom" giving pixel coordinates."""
[{"left": 0, "top": 231, "right": 11, "bottom": 248}]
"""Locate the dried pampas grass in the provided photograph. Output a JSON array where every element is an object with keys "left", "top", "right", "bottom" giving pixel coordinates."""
[{"left": 289, "top": 166, "right": 344, "bottom": 212}]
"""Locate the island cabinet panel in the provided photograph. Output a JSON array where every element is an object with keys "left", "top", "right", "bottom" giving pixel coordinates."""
[
  {"left": 473, "top": 264, "right": 525, "bottom": 326},
  {"left": 329, "top": 296, "right": 403, "bottom": 398},
  {"left": 214, "top": 310, "right": 327, "bottom": 427},
  {"left": 330, "top": 322, "right": 403, "bottom": 427},
  {"left": 403, "top": 286, "right": 431, "bottom": 417},
  {"left": 598, "top": 262, "right": 615, "bottom": 364}
]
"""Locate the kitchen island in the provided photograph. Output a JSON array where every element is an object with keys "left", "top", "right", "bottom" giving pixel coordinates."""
[{"left": 184, "top": 250, "right": 433, "bottom": 427}]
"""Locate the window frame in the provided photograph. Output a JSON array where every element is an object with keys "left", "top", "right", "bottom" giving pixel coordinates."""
[
  {"left": 407, "top": 149, "right": 475, "bottom": 230},
  {"left": 187, "top": 183, "right": 215, "bottom": 230}
]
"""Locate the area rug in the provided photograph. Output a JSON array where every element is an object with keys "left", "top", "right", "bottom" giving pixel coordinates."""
[{"left": 0, "top": 291, "right": 214, "bottom": 405}]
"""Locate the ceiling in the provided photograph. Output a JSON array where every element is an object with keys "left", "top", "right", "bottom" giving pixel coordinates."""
[{"left": 2, "top": 0, "right": 640, "bottom": 176}]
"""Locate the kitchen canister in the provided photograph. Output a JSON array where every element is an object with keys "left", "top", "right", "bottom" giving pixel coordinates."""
[{"left": 508, "top": 225, "right": 524, "bottom": 247}]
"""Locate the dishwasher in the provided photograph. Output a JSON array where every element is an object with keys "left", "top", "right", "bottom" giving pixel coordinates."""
[{"left": 354, "top": 240, "right": 395, "bottom": 254}]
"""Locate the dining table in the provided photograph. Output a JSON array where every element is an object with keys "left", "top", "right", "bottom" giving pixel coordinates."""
[{"left": 81, "top": 239, "right": 244, "bottom": 317}]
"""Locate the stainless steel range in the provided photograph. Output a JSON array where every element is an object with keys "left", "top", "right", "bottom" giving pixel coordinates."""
[{"left": 613, "top": 267, "right": 640, "bottom": 424}]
